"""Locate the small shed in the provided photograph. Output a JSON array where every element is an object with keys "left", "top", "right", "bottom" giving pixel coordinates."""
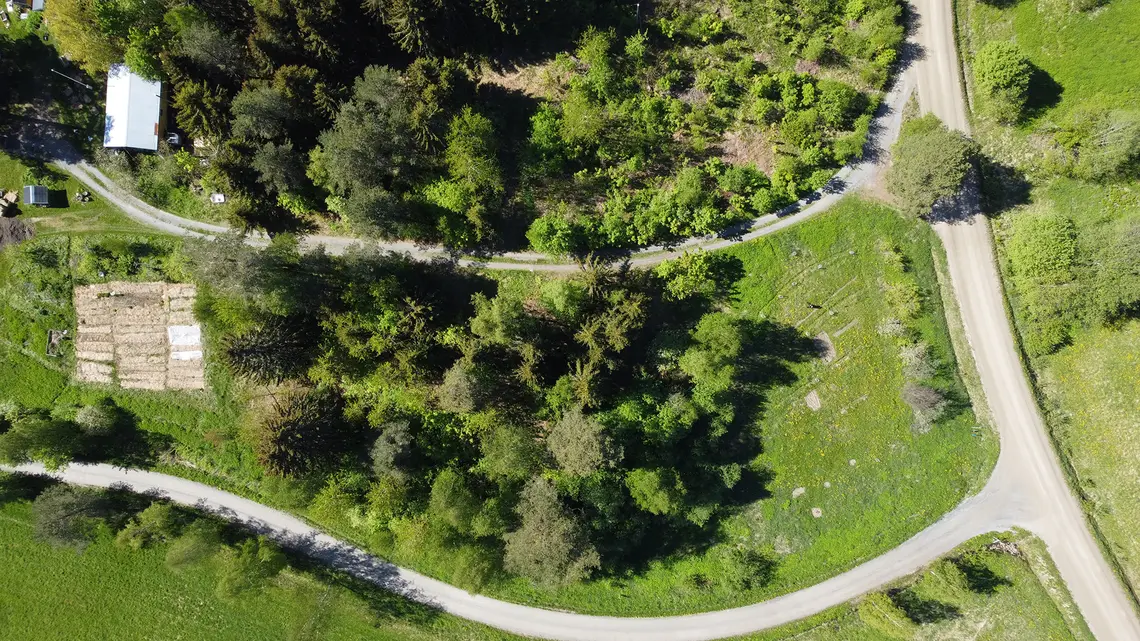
[{"left": 22, "top": 185, "right": 48, "bottom": 207}]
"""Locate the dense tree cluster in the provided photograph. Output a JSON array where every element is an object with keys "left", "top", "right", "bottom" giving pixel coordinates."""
[
  {"left": 188, "top": 236, "right": 815, "bottom": 587},
  {"left": 1003, "top": 208, "right": 1140, "bottom": 355},
  {"left": 47, "top": 0, "right": 901, "bottom": 252}
]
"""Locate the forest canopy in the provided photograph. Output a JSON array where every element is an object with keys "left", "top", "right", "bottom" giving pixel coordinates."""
[
  {"left": 51, "top": 0, "right": 904, "bottom": 253},
  {"left": 186, "top": 235, "right": 818, "bottom": 588}
]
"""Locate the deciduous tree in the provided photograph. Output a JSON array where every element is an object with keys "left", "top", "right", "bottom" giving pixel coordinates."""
[
  {"left": 887, "top": 115, "right": 978, "bottom": 217},
  {"left": 503, "top": 477, "right": 600, "bottom": 585}
]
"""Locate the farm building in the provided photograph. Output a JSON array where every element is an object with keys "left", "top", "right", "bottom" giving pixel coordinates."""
[{"left": 103, "top": 64, "right": 163, "bottom": 152}]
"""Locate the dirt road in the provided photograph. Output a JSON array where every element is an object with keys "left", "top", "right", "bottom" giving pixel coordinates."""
[
  {"left": 14, "top": 1, "right": 1137, "bottom": 639},
  {"left": 913, "top": 0, "right": 1140, "bottom": 637},
  {"left": 2, "top": 460, "right": 1018, "bottom": 641}
]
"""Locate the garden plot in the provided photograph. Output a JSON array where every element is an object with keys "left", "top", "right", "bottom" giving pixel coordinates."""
[{"left": 73, "top": 282, "right": 204, "bottom": 391}]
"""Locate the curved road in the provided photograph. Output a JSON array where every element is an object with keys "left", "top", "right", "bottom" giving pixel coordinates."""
[
  {"left": 26, "top": 1, "right": 1140, "bottom": 639},
  {"left": 4, "top": 459, "right": 1018, "bottom": 641},
  {"left": 914, "top": 0, "right": 1140, "bottom": 637},
  {"left": 57, "top": 71, "right": 915, "bottom": 273}
]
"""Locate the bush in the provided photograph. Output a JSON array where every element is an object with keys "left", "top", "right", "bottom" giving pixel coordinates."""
[
  {"left": 973, "top": 42, "right": 1032, "bottom": 123},
  {"left": 166, "top": 520, "right": 222, "bottom": 572},
  {"left": 74, "top": 400, "right": 119, "bottom": 437},
  {"left": 887, "top": 115, "right": 978, "bottom": 217},
  {"left": 1053, "top": 106, "right": 1140, "bottom": 181},
  {"left": 217, "top": 536, "right": 288, "bottom": 598},
  {"left": 1006, "top": 211, "right": 1076, "bottom": 283},
  {"left": 116, "top": 502, "right": 181, "bottom": 550}
]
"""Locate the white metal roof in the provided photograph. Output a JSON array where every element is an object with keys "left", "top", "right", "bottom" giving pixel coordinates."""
[{"left": 103, "top": 64, "right": 162, "bottom": 151}]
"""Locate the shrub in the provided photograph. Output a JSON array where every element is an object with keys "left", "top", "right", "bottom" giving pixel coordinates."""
[
  {"left": 166, "top": 520, "right": 222, "bottom": 572},
  {"left": 217, "top": 536, "right": 287, "bottom": 598},
  {"left": 116, "top": 502, "right": 181, "bottom": 550},
  {"left": 1006, "top": 211, "right": 1076, "bottom": 283},
  {"left": 74, "top": 401, "right": 118, "bottom": 437},
  {"left": 1053, "top": 106, "right": 1140, "bottom": 181},
  {"left": 887, "top": 115, "right": 978, "bottom": 217},
  {"left": 974, "top": 42, "right": 1032, "bottom": 123}
]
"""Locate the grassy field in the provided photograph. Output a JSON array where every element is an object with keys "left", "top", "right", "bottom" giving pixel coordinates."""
[
  {"left": 961, "top": 0, "right": 1140, "bottom": 167},
  {"left": 960, "top": 0, "right": 1140, "bottom": 601},
  {"left": 1037, "top": 319, "right": 1140, "bottom": 590},
  {"left": 0, "top": 198, "right": 998, "bottom": 615},
  {"left": 0, "top": 152, "right": 149, "bottom": 236},
  {"left": 0, "top": 489, "right": 517, "bottom": 641},
  {"left": 736, "top": 533, "right": 1091, "bottom": 641}
]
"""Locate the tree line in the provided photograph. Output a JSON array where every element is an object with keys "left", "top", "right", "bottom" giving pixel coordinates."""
[{"left": 45, "top": 0, "right": 903, "bottom": 253}]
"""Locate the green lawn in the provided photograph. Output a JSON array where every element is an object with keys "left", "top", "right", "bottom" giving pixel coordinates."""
[
  {"left": 0, "top": 152, "right": 150, "bottom": 236},
  {"left": 964, "top": 0, "right": 1140, "bottom": 121},
  {"left": 0, "top": 494, "right": 516, "bottom": 641},
  {"left": 737, "top": 533, "right": 1091, "bottom": 641},
  {"left": 960, "top": 0, "right": 1140, "bottom": 175},
  {"left": 1038, "top": 322, "right": 1140, "bottom": 590}
]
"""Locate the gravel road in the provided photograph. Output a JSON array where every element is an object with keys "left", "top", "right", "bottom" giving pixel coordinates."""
[
  {"left": 914, "top": 0, "right": 1140, "bottom": 636},
  {"left": 16, "top": 1, "right": 1137, "bottom": 638}
]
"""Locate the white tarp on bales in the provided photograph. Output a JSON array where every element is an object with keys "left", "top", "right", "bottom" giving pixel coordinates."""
[
  {"left": 167, "top": 325, "right": 201, "bottom": 347},
  {"left": 104, "top": 64, "right": 162, "bottom": 151}
]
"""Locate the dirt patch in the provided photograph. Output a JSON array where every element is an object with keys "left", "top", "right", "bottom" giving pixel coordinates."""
[
  {"left": 794, "top": 59, "right": 821, "bottom": 75},
  {"left": 814, "top": 331, "right": 837, "bottom": 363},
  {"left": 0, "top": 218, "right": 34, "bottom": 250},
  {"left": 718, "top": 127, "right": 775, "bottom": 172},
  {"left": 480, "top": 61, "right": 559, "bottom": 99},
  {"left": 73, "top": 282, "right": 205, "bottom": 391}
]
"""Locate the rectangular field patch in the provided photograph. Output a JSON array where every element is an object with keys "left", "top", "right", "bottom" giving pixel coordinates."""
[{"left": 73, "top": 282, "right": 205, "bottom": 391}]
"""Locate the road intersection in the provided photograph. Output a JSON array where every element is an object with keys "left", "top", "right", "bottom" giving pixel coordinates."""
[{"left": 20, "top": 1, "right": 1140, "bottom": 638}]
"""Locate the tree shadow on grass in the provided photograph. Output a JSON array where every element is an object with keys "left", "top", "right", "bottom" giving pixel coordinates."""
[
  {"left": 954, "top": 554, "right": 1013, "bottom": 594},
  {"left": 80, "top": 402, "right": 174, "bottom": 469},
  {"left": 286, "top": 552, "right": 444, "bottom": 627},
  {"left": 0, "top": 471, "right": 59, "bottom": 504},
  {"left": 1022, "top": 66, "right": 1064, "bottom": 122},
  {"left": 210, "top": 510, "right": 442, "bottom": 626},
  {"left": 889, "top": 587, "right": 961, "bottom": 624},
  {"left": 979, "top": 154, "right": 1032, "bottom": 216}
]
